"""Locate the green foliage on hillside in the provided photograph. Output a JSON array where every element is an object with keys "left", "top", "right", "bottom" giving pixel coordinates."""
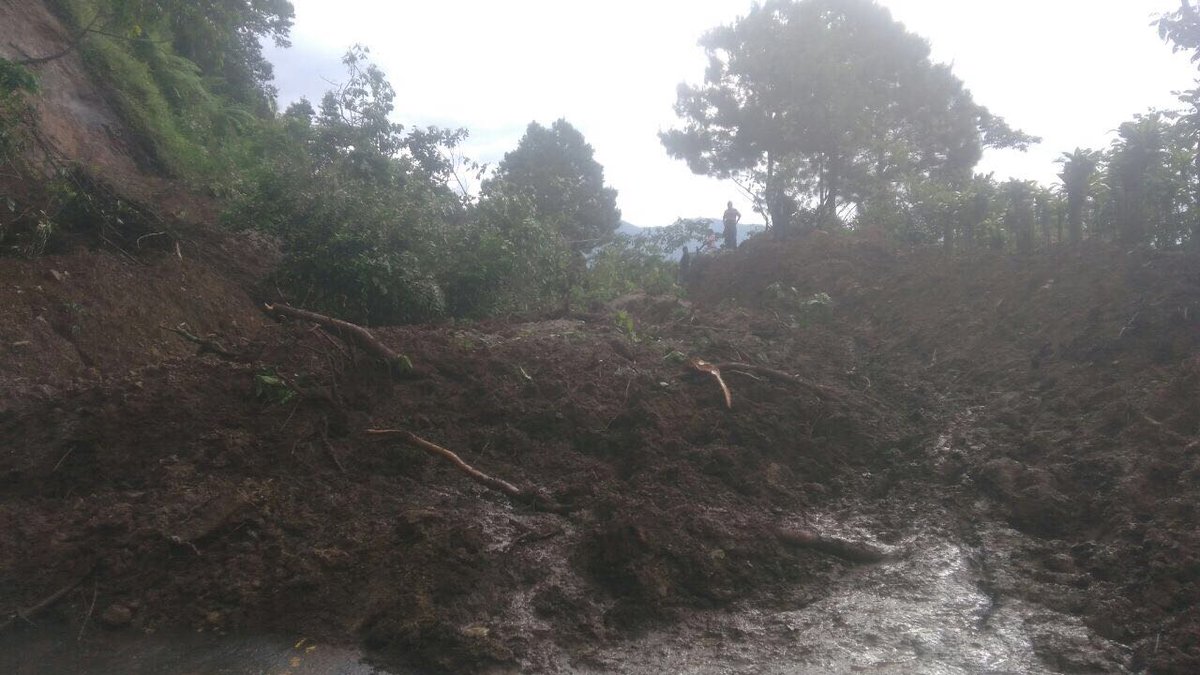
[
  {"left": 0, "top": 59, "right": 38, "bottom": 155},
  {"left": 3, "top": 2, "right": 650, "bottom": 321},
  {"left": 7, "top": 0, "right": 1200, "bottom": 321}
]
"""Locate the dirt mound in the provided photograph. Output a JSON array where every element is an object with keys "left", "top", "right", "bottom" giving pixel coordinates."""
[
  {"left": 693, "top": 232, "right": 1200, "bottom": 672},
  {"left": 0, "top": 255, "right": 920, "bottom": 673},
  {"left": 3, "top": 214, "right": 1199, "bottom": 672}
]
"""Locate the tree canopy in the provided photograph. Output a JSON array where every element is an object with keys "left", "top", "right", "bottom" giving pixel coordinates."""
[
  {"left": 660, "top": 0, "right": 1035, "bottom": 231},
  {"left": 484, "top": 119, "right": 621, "bottom": 253}
]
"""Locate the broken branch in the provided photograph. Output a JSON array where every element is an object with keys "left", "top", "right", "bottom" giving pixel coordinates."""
[
  {"left": 321, "top": 417, "right": 347, "bottom": 475},
  {"left": 367, "top": 429, "right": 523, "bottom": 497},
  {"left": 1139, "top": 413, "right": 1200, "bottom": 451},
  {"left": 264, "top": 303, "right": 409, "bottom": 372},
  {"left": 366, "top": 429, "right": 565, "bottom": 513},
  {"left": 689, "top": 358, "right": 732, "bottom": 408},
  {"left": 713, "top": 361, "right": 840, "bottom": 399}
]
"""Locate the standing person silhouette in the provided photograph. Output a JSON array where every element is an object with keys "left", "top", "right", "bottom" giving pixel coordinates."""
[{"left": 722, "top": 201, "right": 741, "bottom": 249}]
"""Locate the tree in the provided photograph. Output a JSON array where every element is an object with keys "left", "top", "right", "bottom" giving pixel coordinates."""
[
  {"left": 228, "top": 47, "right": 466, "bottom": 324},
  {"left": 1108, "top": 114, "right": 1170, "bottom": 245},
  {"left": 1159, "top": 0, "right": 1200, "bottom": 65},
  {"left": 471, "top": 119, "right": 620, "bottom": 314},
  {"left": 660, "top": 0, "right": 1035, "bottom": 231},
  {"left": 1001, "top": 179, "right": 1037, "bottom": 254},
  {"left": 958, "top": 174, "right": 996, "bottom": 250},
  {"left": 1056, "top": 149, "right": 1101, "bottom": 243},
  {"left": 123, "top": 0, "right": 295, "bottom": 110},
  {"left": 483, "top": 119, "right": 621, "bottom": 253}
]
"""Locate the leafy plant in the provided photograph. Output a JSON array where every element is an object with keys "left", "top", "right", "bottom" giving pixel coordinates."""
[
  {"left": 254, "top": 370, "right": 296, "bottom": 405},
  {"left": 614, "top": 309, "right": 638, "bottom": 342}
]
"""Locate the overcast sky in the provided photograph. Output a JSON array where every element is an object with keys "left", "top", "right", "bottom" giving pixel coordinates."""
[{"left": 266, "top": 0, "right": 1199, "bottom": 226}]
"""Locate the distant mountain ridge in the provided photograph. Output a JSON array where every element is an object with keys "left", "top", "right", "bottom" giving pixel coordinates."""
[{"left": 617, "top": 220, "right": 767, "bottom": 259}]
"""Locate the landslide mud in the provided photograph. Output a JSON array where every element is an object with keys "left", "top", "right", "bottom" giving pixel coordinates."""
[{"left": 2, "top": 233, "right": 1198, "bottom": 673}]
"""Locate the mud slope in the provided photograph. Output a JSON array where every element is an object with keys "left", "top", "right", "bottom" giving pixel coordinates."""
[
  {"left": 700, "top": 232, "right": 1200, "bottom": 673},
  {"left": 2, "top": 230, "right": 1197, "bottom": 672},
  {"left": 2, "top": 6, "right": 1198, "bottom": 668},
  {"left": 1, "top": 266, "right": 924, "bottom": 673}
]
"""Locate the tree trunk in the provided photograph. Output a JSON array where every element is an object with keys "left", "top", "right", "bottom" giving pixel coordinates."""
[{"left": 1068, "top": 197, "right": 1083, "bottom": 244}]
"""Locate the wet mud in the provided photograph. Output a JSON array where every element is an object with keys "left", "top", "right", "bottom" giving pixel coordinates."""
[{"left": 2, "top": 234, "right": 1198, "bottom": 672}]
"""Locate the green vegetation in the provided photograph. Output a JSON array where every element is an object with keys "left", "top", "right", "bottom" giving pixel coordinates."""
[
  {"left": 661, "top": 0, "right": 1036, "bottom": 234},
  {"left": 4, "top": 0, "right": 1200, "bottom": 322},
  {"left": 0, "top": 58, "right": 38, "bottom": 153},
  {"left": 659, "top": 0, "right": 1200, "bottom": 251}
]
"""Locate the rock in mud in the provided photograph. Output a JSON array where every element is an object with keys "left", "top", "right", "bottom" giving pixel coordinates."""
[{"left": 100, "top": 603, "right": 133, "bottom": 628}]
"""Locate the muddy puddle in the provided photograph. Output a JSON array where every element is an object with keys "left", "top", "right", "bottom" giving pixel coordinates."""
[
  {"left": 578, "top": 528, "right": 1131, "bottom": 674},
  {"left": 1, "top": 525, "right": 1131, "bottom": 674}
]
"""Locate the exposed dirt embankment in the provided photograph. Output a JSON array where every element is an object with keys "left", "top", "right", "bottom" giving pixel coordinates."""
[
  {"left": 698, "top": 232, "right": 1200, "bottom": 673},
  {"left": 3, "top": 228, "right": 1198, "bottom": 672},
  {"left": 0, "top": 263, "right": 920, "bottom": 672},
  {"left": 0, "top": 0, "right": 216, "bottom": 217}
]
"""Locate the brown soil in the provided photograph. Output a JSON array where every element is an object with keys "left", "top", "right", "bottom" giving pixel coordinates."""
[
  {"left": 2, "top": 229, "right": 1198, "bottom": 673},
  {"left": 3, "top": 5, "right": 1200, "bottom": 671},
  {"left": 699, "top": 232, "right": 1200, "bottom": 673},
  {"left": 0, "top": 241, "right": 919, "bottom": 672}
]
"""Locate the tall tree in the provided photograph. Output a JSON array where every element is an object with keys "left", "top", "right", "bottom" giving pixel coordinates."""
[
  {"left": 1001, "top": 179, "right": 1037, "bottom": 254},
  {"left": 660, "top": 0, "right": 1035, "bottom": 231},
  {"left": 85, "top": 0, "right": 295, "bottom": 110},
  {"left": 1056, "top": 148, "right": 1101, "bottom": 243},
  {"left": 484, "top": 119, "right": 620, "bottom": 253},
  {"left": 1159, "top": 0, "right": 1200, "bottom": 65},
  {"left": 1108, "top": 115, "right": 1169, "bottom": 245},
  {"left": 958, "top": 174, "right": 995, "bottom": 250}
]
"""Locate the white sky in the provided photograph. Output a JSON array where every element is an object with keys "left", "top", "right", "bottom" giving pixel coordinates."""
[{"left": 266, "top": 0, "right": 1199, "bottom": 226}]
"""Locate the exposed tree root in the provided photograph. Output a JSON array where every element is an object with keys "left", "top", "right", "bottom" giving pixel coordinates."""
[
  {"left": 777, "top": 527, "right": 889, "bottom": 563},
  {"left": 263, "top": 303, "right": 410, "bottom": 372},
  {"left": 0, "top": 565, "right": 95, "bottom": 632},
  {"left": 366, "top": 429, "right": 567, "bottom": 513}
]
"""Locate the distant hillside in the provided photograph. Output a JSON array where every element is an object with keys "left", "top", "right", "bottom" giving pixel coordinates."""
[{"left": 617, "top": 219, "right": 767, "bottom": 259}]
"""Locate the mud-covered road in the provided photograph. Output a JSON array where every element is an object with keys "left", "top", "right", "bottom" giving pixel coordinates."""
[{"left": 3, "top": 506, "right": 1132, "bottom": 674}]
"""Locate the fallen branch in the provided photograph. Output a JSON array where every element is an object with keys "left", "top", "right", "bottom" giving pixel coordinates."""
[
  {"left": 0, "top": 566, "right": 94, "bottom": 632},
  {"left": 715, "top": 362, "right": 798, "bottom": 384},
  {"left": 689, "top": 358, "right": 732, "bottom": 408},
  {"left": 77, "top": 581, "right": 98, "bottom": 641},
  {"left": 713, "top": 361, "right": 840, "bottom": 399},
  {"left": 366, "top": 429, "right": 565, "bottom": 513},
  {"left": 367, "top": 429, "right": 522, "bottom": 496},
  {"left": 264, "top": 303, "right": 409, "bottom": 372},
  {"left": 777, "top": 528, "right": 889, "bottom": 564}
]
